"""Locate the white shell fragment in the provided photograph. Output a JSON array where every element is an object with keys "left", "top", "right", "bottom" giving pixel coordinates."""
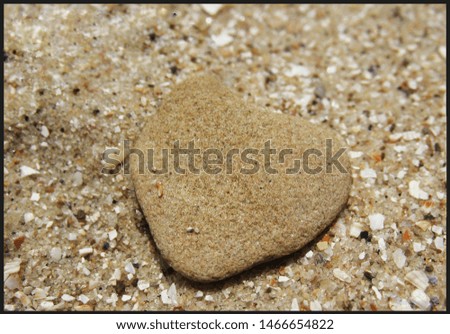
[
  {"left": 408, "top": 180, "right": 429, "bottom": 200},
  {"left": 40, "top": 301, "right": 54, "bottom": 310},
  {"left": 286, "top": 64, "right": 311, "bottom": 77},
  {"left": 20, "top": 166, "right": 40, "bottom": 178},
  {"left": 405, "top": 270, "right": 429, "bottom": 291},
  {"left": 360, "top": 168, "right": 377, "bottom": 178},
  {"left": 413, "top": 242, "right": 426, "bottom": 253},
  {"left": 204, "top": 295, "right": 214, "bottom": 302},
  {"left": 402, "top": 131, "right": 421, "bottom": 141},
  {"left": 200, "top": 4, "right": 223, "bottom": 16},
  {"left": 122, "top": 295, "right": 132, "bottom": 302},
  {"left": 390, "top": 298, "right": 413, "bottom": 311},
  {"left": 79, "top": 247, "right": 93, "bottom": 256},
  {"left": 108, "top": 229, "right": 118, "bottom": 241},
  {"left": 137, "top": 280, "right": 150, "bottom": 291},
  {"left": 410, "top": 289, "right": 430, "bottom": 309},
  {"left": 333, "top": 268, "right": 351, "bottom": 283},
  {"left": 4, "top": 259, "right": 22, "bottom": 280},
  {"left": 316, "top": 241, "right": 329, "bottom": 251},
  {"left": 78, "top": 294, "right": 89, "bottom": 304},
  {"left": 349, "top": 222, "right": 364, "bottom": 238},
  {"left": 124, "top": 262, "right": 136, "bottom": 275},
  {"left": 161, "top": 283, "right": 177, "bottom": 305},
  {"left": 310, "top": 300, "right": 322, "bottom": 311},
  {"left": 5, "top": 275, "right": 20, "bottom": 290},
  {"left": 278, "top": 275, "right": 290, "bottom": 283},
  {"left": 212, "top": 31, "right": 233, "bottom": 47}
]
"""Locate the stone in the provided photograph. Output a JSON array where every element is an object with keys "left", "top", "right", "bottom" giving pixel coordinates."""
[{"left": 131, "top": 75, "right": 352, "bottom": 282}]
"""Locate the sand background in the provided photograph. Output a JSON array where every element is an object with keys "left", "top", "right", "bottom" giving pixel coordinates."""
[{"left": 3, "top": 4, "right": 446, "bottom": 311}]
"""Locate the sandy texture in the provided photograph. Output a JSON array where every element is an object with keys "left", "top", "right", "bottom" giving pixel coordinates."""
[
  {"left": 3, "top": 4, "right": 446, "bottom": 311},
  {"left": 131, "top": 75, "right": 352, "bottom": 282}
]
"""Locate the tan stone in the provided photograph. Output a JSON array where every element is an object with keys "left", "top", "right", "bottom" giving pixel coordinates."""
[{"left": 131, "top": 75, "right": 352, "bottom": 282}]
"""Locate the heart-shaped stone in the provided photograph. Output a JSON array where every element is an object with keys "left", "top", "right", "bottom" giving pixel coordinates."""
[{"left": 131, "top": 75, "right": 351, "bottom": 282}]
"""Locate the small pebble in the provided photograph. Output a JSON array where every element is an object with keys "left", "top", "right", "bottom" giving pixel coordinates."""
[
  {"left": 204, "top": 295, "right": 214, "bottom": 302},
  {"left": 291, "top": 298, "right": 299, "bottom": 311},
  {"left": 161, "top": 283, "right": 177, "bottom": 305},
  {"left": 278, "top": 276, "right": 290, "bottom": 283},
  {"left": 40, "top": 301, "right": 54, "bottom": 310},
  {"left": 428, "top": 276, "right": 438, "bottom": 286},
  {"left": 390, "top": 298, "right": 412, "bottom": 311},
  {"left": 369, "top": 213, "right": 385, "bottom": 230},
  {"left": 431, "top": 225, "right": 443, "bottom": 235},
  {"left": 415, "top": 220, "right": 430, "bottom": 231},
  {"left": 316, "top": 241, "right": 329, "bottom": 251},
  {"left": 360, "top": 168, "right": 377, "bottom": 178},
  {"left": 50, "top": 247, "right": 62, "bottom": 261},
  {"left": 108, "top": 229, "right": 118, "bottom": 241},
  {"left": 392, "top": 248, "right": 406, "bottom": 269},
  {"left": 359, "top": 231, "right": 371, "bottom": 241},
  {"left": 434, "top": 237, "right": 445, "bottom": 251},
  {"left": 4, "top": 259, "right": 21, "bottom": 278},
  {"left": 409, "top": 180, "right": 429, "bottom": 200},
  {"left": 78, "top": 294, "right": 89, "bottom": 304},
  {"left": 430, "top": 296, "right": 440, "bottom": 305},
  {"left": 79, "top": 247, "right": 93, "bottom": 256},
  {"left": 413, "top": 242, "right": 426, "bottom": 253},
  {"left": 285, "top": 64, "right": 311, "bottom": 77},
  {"left": 30, "top": 192, "right": 40, "bottom": 202},
  {"left": 137, "top": 280, "right": 150, "bottom": 291}
]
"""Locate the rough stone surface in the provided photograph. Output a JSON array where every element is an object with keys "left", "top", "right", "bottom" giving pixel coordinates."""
[{"left": 131, "top": 75, "right": 352, "bottom": 282}]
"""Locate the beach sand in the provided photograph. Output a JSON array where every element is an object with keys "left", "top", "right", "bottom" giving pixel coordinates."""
[{"left": 3, "top": 4, "right": 446, "bottom": 311}]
